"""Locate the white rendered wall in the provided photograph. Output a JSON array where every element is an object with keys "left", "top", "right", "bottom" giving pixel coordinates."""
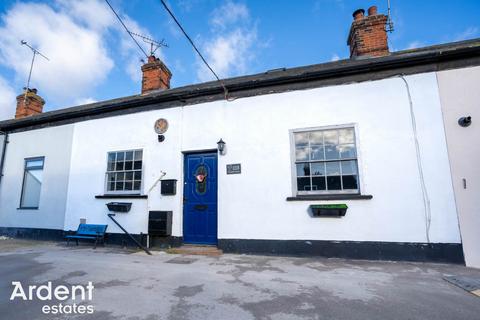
[
  {"left": 437, "top": 66, "right": 480, "bottom": 267},
  {"left": 0, "top": 125, "right": 74, "bottom": 230},
  {"left": 62, "top": 72, "right": 460, "bottom": 243}
]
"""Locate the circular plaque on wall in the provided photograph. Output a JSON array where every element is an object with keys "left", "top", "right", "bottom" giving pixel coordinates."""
[{"left": 154, "top": 118, "right": 169, "bottom": 134}]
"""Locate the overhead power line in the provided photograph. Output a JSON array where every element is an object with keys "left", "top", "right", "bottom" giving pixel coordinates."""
[
  {"left": 104, "top": 0, "right": 149, "bottom": 58},
  {"left": 159, "top": 0, "right": 231, "bottom": 100}
]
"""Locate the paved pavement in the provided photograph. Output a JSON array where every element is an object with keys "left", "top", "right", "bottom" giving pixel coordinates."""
[{"left": 1, "top": 239, "right": 479, "bottom": 320}]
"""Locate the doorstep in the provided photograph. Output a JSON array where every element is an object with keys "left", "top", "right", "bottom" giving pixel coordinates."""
[{"left": 167, "top": 245, "right": 223, "bottom": 256}]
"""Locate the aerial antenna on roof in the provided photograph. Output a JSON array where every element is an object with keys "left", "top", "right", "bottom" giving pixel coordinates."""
[
  {"left": 386, "top": 0, "right": 394, "bottom": 33},
  {"left": 21, "top": 40, "right": 49, "bottom": 91},
  {"left": 20, "top": 40, "right": 49, "bottom": 107},
  {"left": 129, "top": 32, "right": 168, "bottom": 56}
]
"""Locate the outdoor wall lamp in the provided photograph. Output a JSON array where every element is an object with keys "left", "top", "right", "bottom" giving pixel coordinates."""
[
  {"left": 217, "top": 138, "right": 226, "bottom": 155},
  {"left": 458, "top": 116, "right": 472, "bottom": 127}
]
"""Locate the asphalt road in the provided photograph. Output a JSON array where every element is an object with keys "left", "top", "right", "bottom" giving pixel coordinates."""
[{"left": 1, "top": 239, "right": 479, "bottom": 320}]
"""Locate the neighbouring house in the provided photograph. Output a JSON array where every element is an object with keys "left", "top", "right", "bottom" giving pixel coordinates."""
[{"left": 0, "top": 6, "right": 479, "bottom": 265}]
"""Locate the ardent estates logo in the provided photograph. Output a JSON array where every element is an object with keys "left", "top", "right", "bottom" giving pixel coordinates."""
[{"left": 10, "top": 281, "right": 95, "bottom": 315}]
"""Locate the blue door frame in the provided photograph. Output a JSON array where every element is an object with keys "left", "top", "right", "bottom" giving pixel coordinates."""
[{"left": 183, "top": 152, "right": 218, "bottom": 245}]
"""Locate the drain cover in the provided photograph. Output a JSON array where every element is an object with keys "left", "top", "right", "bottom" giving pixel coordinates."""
[
  {"left": 444, "top": 275, "right": 480, "bottom": 296},
  {"left": 166, "top": 257, "right": 197, "bottom": 264}
]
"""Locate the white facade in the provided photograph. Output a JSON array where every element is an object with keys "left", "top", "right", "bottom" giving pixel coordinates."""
[
  {"left": 0, "top": 71, "right": 462, "bottom": 246},
  {"left": 437, "top": 66, "right": 480, "bottom": 267},
  {"left": 0, "top": 124, "right": 74, "bottom": 230}
]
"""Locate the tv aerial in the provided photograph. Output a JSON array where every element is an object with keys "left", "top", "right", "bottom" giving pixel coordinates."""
[
  {"left": 21, "top": 40, "right": 49, "bottom": 91},
  {"left": 129, "top": 32, "right": 168, "bottom": 62}
]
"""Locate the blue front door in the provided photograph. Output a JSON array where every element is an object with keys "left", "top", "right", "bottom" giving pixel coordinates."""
[{"left": 183, "top": 152, "right": 218, "bottom": 245}]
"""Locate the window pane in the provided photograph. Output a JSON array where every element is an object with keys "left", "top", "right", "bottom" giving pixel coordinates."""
[
  {"left": 133, "top": 181, "right": 141, "bottom": 190},
  {"left": 115, "top": 161, "right": 124, "bottom": 171},
  {"left": 323, "top": 130, "right": 338, "bottom": 144},
  {"left": 339, "top": 128, "right": 354, "bottom": 144},
  {"left": 134, "top": 171, "right": 142, "bottom": 180},
  {"left": 108, "top": 182, "right": 115, "bottom": 191},
  {"left": 327, "top": 176, "right": 341, "bottom": 190},
  {"left": 341, "top": 160, "right": 357, "bottom": 175},
  {"left": 108, "top": 153, "right": 116, "bottom": 163},
  {"left": 310, "top": 146, "right": 324, "bottom": 160},
  {"left": 124, "top": 181, "right": 133, "bottom": 191},
  {"left": 125, "top": 172, "right": 133, "bottom": 180},
  {"left": 115, "top": 182, "right": 124, "bottom": 190},
  {"left": 117, "top": 152, "right": 125, "bottom": 161},
  {"left": 326, "top": 161, "right": 341, "bottom": 175},
  {"left": 125, "top": 151, "right": 134, "bottom": 161},
  {"left": 21, "top": 169, "right": 42, "bottom": 207},
  {"left": 325, "top": 145, "right": 339, "bottom": 160},
  {"left": 133, "top": 160, "right": 142, "bottom": 170},
  {"left": 312, "top": 177, "right": 326, "bottom": 190},
  {"left": 26, "top": 159, "right": 44, "bottom": 169},
  {"left": 116, "top": 172, "right": 125, "bottom": 181},
  {"left": 294, "top": 132, "right": 309, "bottom": 147},
  {"left": 296, "top": 163, "right": 310, "bottom": 176},
  {"left": 342, "top": 175, "right": 358, "bottom": 190},
  {"left": 124, "top": 161, "right": 133, "bottom": 170},
  {"left": 311, "top": 162, "right": 325, "bottom": 176},
  {"left": 339, "top": 144, "right": 356, "bottom": 159},
  {"left": 134, "top": 150, "right": 143, "bottom": 161},
  {"left": 295, "top": 147, "right": 309, "bottom": 161},
  {"left": 297, "top": 177, "right": 311, "bottom": 191},
  {"left": 107, "top": 173, "right": 116, "bottom": 182},
  {"left": 309, "top": 131, "right": 323, "bottom": 145}
]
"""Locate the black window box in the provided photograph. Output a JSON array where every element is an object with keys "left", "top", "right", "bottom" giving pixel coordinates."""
[
  {"left": 310, "top": 204, "right": 348, "bottom": 217},
  {"left": 95, "top": 194, "right": 148, "bottom": 199},
  {"left": 287, "top": 194, "right": 373, "bottom": 201},
  {"left": 106, "top": 202, "right": 132, "bottom": 213}
]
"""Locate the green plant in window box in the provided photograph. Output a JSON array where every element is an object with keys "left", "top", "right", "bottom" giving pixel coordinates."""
[{"left": 310, "top": 204, "right": 348, "bottom": 217}]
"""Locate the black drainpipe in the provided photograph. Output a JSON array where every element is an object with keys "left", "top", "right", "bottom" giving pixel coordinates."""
[{"left": 0, "top": 131, "right": 8, "bottom": 186}]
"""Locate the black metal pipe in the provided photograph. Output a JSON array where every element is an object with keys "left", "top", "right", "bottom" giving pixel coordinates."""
[
  {"left": 0, "top": 131, "right": 8, "bottom": 186},
  {"left": 107, "top": 213, "right": 152, "bottom": 255}
]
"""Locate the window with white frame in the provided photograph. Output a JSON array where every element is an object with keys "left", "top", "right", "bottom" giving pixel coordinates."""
[
  {"left": 105, "top": 150, "right": 143, "bottom": 193},
  {"left": 20, "top": 157, "right": 44, "bottom": 209},
  {"left": 293, "top": 126, "right": 359, "bottom": 194}
]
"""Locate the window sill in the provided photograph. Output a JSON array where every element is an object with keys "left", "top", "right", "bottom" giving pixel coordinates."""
[
  {"left": 286, "top": 194, "right": 373, "bottom": 201},
  {"left": 17, "top": 207, "right": 39, "bottom": 210},
  {"left": 95, "top": 194, "right": 148, "bottom": 199}
]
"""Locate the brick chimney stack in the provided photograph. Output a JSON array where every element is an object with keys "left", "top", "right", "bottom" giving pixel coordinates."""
[
  {"left": 15, "top": 88, "right": 45, "bottom": 119},
  {"left": 141, "top": 55, "right": 172, "bottom": 94},
  {"left": 347, "top": 6, "right": 389, "bottom": 59}
]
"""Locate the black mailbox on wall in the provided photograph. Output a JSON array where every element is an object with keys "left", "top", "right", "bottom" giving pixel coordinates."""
[
  {"left": 161, "top": 179, "right": 177, "bottom": 195},
  {"left": 148, "top": 211, "right": 172, "bottom": 236}
]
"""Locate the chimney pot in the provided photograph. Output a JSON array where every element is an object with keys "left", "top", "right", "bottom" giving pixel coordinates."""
[
  {"left": 368, "top": 6, "right": 378, "bottom": 16},
  {"left": 347, "top": 6, "right": 389, "bottom": 58},
  {"left": 352, "top": 9, "right": 365, "bottom": 21}
]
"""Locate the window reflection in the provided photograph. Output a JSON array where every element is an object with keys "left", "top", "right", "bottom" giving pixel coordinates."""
[{"left": 294, "top": 127, "right": 358, "bottom": 193}]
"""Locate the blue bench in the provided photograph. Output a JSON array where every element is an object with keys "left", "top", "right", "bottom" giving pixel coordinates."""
[{"left": 65, "top": 224, "right": 108, "bottom": 249}]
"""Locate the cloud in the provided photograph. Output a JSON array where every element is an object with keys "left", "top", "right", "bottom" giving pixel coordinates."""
[
  {"left": 210, "top": 1, "right": 249, "bottom": 29},
  {"left": 453, "top": 27, "right": 479, "bottom": 41},
  {"left": 74, "top": 97, "right": 97, "bottom": 105},
  {"left": 330, "top": 53, "right": 340, "bottom": 62},
  {"left": 0, "top": 0, "right": 156, "bottom": 116},
  {"left": 197, "top": 1, "right": 259, "bottom": 82},
  {"left": 0, "top": 2, "right": 114, "bottom": 107},
  {"left": 405, "top": 41, "right": 425, "bottom": 50},
  {"left": 0, "top": 75, "right": 16, "bottom": 119}
]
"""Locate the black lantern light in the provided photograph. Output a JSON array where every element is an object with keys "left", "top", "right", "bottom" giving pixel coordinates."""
[{"left": 217, "top": 138, "right": 226, "bottom": 155}]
